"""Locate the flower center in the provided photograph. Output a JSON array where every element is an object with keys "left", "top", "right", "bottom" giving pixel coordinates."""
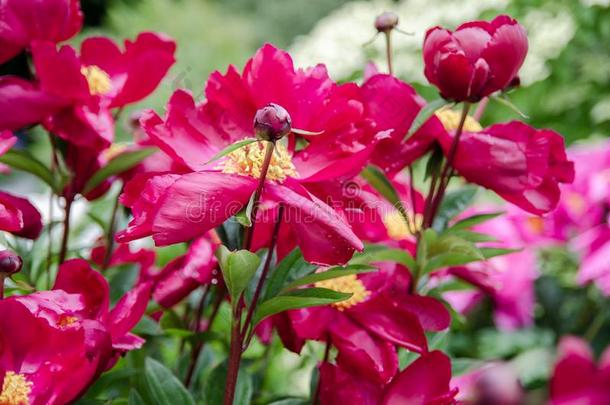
[
  {"left": 525, "top": 216, "right": 545, "bottom": 235},
  {"left": 435, "top": 109, "right": 482, "bottom": 133},
  {"left": 566, "top": 192, "right": 586, "bottom": 215},
  {"left": 218, "top": 142, "right": 298, "bottom": 182},
  {"left": 81, "top": 65, "right": 112, "bottom": 96},
  {"left": 315, "top": 274, "right": 370, "bottom": 311},
  {"left": 0, "top": 372, "right": 32, "bottom": 405},
  {"left": 383, "top": 211, "right": 422, "bottom": 240},
  {"left": 57, "top": 315, "right": 78, "bottom": 329}
]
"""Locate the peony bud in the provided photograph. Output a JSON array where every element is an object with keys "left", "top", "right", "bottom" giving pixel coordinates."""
[
  {"left": 374, "top": 11, "right": 399, "bottom": 33},
  {"left": 423, "top": 15, "right": 528, "bottom": 102},
  {"left": 0, "top": 250, "right": 22, "bottom": 276},
  {"left": 253, "top": 103, "right": 292, "bottom": 142}
]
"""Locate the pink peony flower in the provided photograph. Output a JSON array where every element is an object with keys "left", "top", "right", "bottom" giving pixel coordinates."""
[
  {"left": 549, "top": 336, "right": 610, "bottom": 405},
  {"left": 117, "top": 44, "right": 369, "bottom": 265},
  {"left": 423, "top": 15, "right": 528, "bottom": 102}
]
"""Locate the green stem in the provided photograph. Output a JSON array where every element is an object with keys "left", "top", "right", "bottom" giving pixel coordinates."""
[
  {"left": 384, "top": 31, "right": 393, "bottom": 75},
  {"left": 58, "top": 196, "right": 74, "bottom": 264},
  {"left": 102, "top": 187, "right": 122, "bottom": 270}
]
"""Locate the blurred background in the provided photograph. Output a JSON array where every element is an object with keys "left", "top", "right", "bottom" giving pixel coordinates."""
[{"left": 4, "top": 0, "right": 608, "bottom": 145}]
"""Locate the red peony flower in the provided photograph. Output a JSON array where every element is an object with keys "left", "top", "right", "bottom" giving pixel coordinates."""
[
  {"left": 423, "top": 15, "right": 528, "bottom": 102},
  {"left": 0, "top": 0, "right": 83, "bottom": 64},
  {"left": 319, "top": 351, "right": 457, "bottom": 404},
  {"left": 0, "top": 33, "right": 176, "bottom": 149},
  {"left": 276, "top": 265, "right": 449, "bottom": 384},
  {"left": 550, "top": 336, "right": 610, "bottom": 405},
  {"left": 0, "top": 259, "right": 150, "bottom": 404},
  {"left": 117, "top": 44, "right": 369, "bottom": 265}
]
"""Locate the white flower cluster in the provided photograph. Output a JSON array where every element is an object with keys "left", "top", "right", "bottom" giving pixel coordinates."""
[{"left": 290, "top": 0, "right": 575, "bottom": 87}]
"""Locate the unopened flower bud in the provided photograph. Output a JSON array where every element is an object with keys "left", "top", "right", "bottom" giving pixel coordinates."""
[
  {"left": 0, "top": 250, "right": 22, "bottom": 276},
  {"left": 253, "top": 103, "right": 292, "bottom": 141},
  {"left": 375, "top": 11, "right": 399, "bottom": 33}
]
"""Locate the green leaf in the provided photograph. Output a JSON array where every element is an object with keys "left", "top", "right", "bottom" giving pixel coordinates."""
[
  {"left": 267, "top": 399, "right": 308, "bottom": 405},
  {"left": 83, "top": 147, "right": 157, "bottom": 195},
  {"left": 0, "top": 149, "right": 56, "bottom": 190},
  {"left": 205, "top": 138, "right": 258, "bottom": 164},
  {"left": 280, "top": 265, "right": 376, "bottom": 292},
  {"left": 449, "top": 212, "right": 503, "bottom": 230},
  {"left": 142, "top": 358, "right": 195, "bottom": 405},
  {"left": 263, "top": 249, "right": 317, "bottom": 300},
  {"left": 253, "top": 288, "right": 352, "bottom": 327},
  {"left": 445, "top": 230, "right": 497, "bottom": 243},
  {"left": 203, "top": 362, "right": 253, "bottom": 405},
  {"left": 492, "top": 95, "right": 530, "bottom": 119},
  {"left": 432, "top": 186, "right": 478, "bottom": 232},
  {"left": 128, "top": 390, "right": 146, "bottom": 405},
  {"left": 361, "top": 165, "right": 403, "bottom": 211},
  {"left": 234, "top": 192, "right": 255, "bottom": 227},
  {"left": 424, "top": 146, "right": 444, "bottom": 180},
  {"left": 424, "top": 234, "right": 483, "bottom": 273},
  {"left": 404, "top": 99, "right": 449, "bottom": 140},
  {"left": 216, "top": 246, "right": 261, "bottom": 302},
  {"left": 480, "top": 247, "right": 521, "bottom": 259},
  {"left": 350, "top": 245, "right": 416, "bottom": 270}
]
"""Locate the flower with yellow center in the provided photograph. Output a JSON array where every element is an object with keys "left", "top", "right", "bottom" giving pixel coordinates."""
[
  {"left": 57, "top": 315, "right": 78, "bottom": 329},
  {"left": 435, "top": 109, "right": 482, "bottom": 133},
  {"left": 383, "top": 211, "right": 423, "bottom": 241},
  {"left": 218, "top": 142, "right": 298, "bottom": 182},
  {"left": 0, "top": 371, "right": 32, "bottom": 405},
  {"left": 315, "top": 274, "right": 370, "bottom": 311},
  {"left": 80, "top": 65, "right": 112, "bottom": 96}
]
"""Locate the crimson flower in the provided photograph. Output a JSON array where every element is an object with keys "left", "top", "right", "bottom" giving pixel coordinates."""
[
  {"left": 0, "top": 131, "right": 43, "bottom": 239},
  {"left": 423, "top": 15, "right": 528, "bottom": 102},
  {"left": 0, "top": 259, "right": 150, "bottom": 404},
  {"left": 550, "top": 336, "right": 610, "bottom": 405},
  {"left": 277, "top": 265, "right": 449, "bottom": 384},
  {"left": 319, "top": 351, "right": 457, "bottom": 404},
  {"left": 117, "top": 44, "right": 368, "bottom": 265},
  {"left": 0, "top": 33, "right": 176, "bottom": 149},
  {"left": 0, "top": 0, "right": 83, "bottom": 64}
]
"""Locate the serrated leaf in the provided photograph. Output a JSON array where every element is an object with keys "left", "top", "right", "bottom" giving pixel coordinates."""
[
  {"left": 216, "top": 246, "right": 261, "bottom": 302},
  {"left": 142, "top": 358, "right": 195, "bottom": 405},
  {"left": 280, "top": 265, "right": 376, "bottom": 292},
  {"left": 449, "top": 212, "right": 503, "bottom": 230},
  {"left": 83, "top": 147, "right": 157, "bottom": 195},
  {"left": 432, "top": 186, "right": 478, "bottom": 232},
  {"left": 205, "top": 138, "right": 258, "bottom": 165},
  {"left": 253, "top": 288, "right": 352, "bottom": 327},
  {"left": 350, "top": 245, "right": 416, "bottom": 271},
  {"left": 404, "top": 99, "right": 449, "bottom": 140},
  {"left": 0, "top": 149, "right": 57, "bottom": 190}
]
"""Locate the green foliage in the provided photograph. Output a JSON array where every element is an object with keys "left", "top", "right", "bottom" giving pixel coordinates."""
[{"left": 216, "top": 246, "right": 261, "bottom": 303}]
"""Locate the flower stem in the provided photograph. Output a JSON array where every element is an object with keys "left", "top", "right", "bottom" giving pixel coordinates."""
[
  {"left": 241, "top": 204, "right": 284, "bottom": 347},
  {"left": 473, "top": 97, "right": 489, "bottom": 121},
  {"left": 384, "top": 31, "right": 393, "bottom": 75},
  {"left": 0, "top": 275, "right": 5, "bottom": 300},
  {"left": 425, "top": 103, "right": 471, "bottom": 227},
  {"left": 58, "top": 196, "right": 74, "bottom": 264},
  {"left": 225, "top": 140, "right": 276, "bottom": 405},
  {"left": 102, "top": 187, "right": 122, "bottom": 270},
  {"left": 243, "top": 141, "right": 276, "bottom": 251}
]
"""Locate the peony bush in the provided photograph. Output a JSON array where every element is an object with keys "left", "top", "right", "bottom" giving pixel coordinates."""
[{"left": 0, "top": 1, "right": 607, "bottom": 404}]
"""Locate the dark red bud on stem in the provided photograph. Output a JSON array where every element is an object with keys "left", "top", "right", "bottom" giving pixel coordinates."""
[
  {"left": 253, "top": 103, "right": 292, "bottom": 142},
  {"left": 0, "top": 250, "right": 22, "bottom": 276},
  {"left": 375, "top": 11, "right": 399, "bottom": 33}
]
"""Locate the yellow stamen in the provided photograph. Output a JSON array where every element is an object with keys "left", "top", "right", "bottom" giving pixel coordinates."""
[
  {"left": 0, "top": 372, "right": 32, "bottom": 405},
  {"left": 383, "top": 211, "right": 422, "bottom": 241},
  {"left": 435, "top": 109, "right": 482, "bottom": 132},
  {"left": 566, "top": 192, "right": 586, "bottom": 216},
  {"left": 525, "top": 216, "right": 545, "bottom": 235},
  {"left": 57, "top": 315, "right": 78, "bottom": 329},
  {"left": 218, "top": 142, "right": 297, "bottom": 182},
  {"left": 81, "top": 65, "right": 112, "bottom": 96},
  {"left": 315, "top": 274, "right": 370, "bottom": 311}
]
